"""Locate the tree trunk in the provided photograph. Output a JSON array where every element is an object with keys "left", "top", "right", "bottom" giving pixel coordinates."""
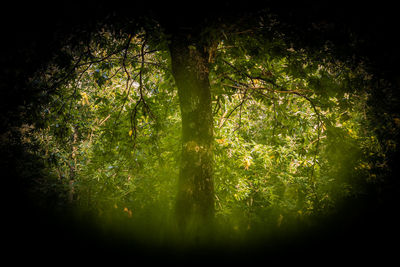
[{"left": 169, "top": 33, "right": 215, "bottom": 233}]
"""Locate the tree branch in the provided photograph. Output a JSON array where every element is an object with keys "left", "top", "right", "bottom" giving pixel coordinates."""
[{"left": 219, "top": 91, "right": 249, "bottom": 129}]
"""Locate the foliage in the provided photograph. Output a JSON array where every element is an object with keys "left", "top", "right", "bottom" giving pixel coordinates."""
[
  {"left": 24, "top": 24, "right": 384, "bottom": 243},
  {"left": 210, "top": 30, "right": 379, "bottom": 231}
]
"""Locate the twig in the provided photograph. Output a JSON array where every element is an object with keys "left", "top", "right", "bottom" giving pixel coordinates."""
[
  {"left": 233, "top": 88, "right": 248, "bottom": 132},
  {"left": 109, "top": 35, "right": 134, "bottom": 147},
  {"left": 213, "top": 96, "right": 221, "bottom": 115},
  {"left": 219, "top": 93, "right": 249, "bottom": 129},
  {"left": 129, "top": 38, "right": 156, "bottom": 148},
  {"left": 98, "top": 114, "right": 111, "bottom": 126}
]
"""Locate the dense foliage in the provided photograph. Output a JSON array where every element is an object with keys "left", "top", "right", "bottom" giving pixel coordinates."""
[{"left": 19, "top": 20, "right": 386, "bottom": 245}]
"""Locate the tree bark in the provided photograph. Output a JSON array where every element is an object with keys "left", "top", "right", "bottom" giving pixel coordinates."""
[{"left": 169, "top": 33, "right": 215, "bottom": 232}]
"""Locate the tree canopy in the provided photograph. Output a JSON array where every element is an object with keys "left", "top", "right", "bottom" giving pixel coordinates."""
[{"left": 2, "top": 1, "right": 399, "bottom": 264}]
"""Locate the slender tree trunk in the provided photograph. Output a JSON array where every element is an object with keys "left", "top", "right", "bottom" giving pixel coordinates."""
[{"left": 169, "top": 33, "right": 215, "bottom": 233}]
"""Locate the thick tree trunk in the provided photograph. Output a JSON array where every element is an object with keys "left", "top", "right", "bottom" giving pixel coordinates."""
[{"left": 169, "top": 34, "right": 215, "bottom": 232}]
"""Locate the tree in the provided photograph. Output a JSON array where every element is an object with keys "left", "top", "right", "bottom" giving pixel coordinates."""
[
  {"left": 169, "top": 31, "right": 215, "bottom": 231},
  {"left": 2, "top": 3, "right": 400, "bottom": 264},
  {"left": 7, "top": 3, "right": 399, "bottom": 251}
]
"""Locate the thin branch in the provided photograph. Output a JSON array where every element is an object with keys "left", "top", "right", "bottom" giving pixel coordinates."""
[
  {"left": 222, "top": 83, "right": 300, "bottom": 94},
  {"left": 62, "top": 62, "right": 94, "bottom": 128},
  {"left": 75, "top": 50, "right": 121, "bottom": 67},
  {"left": 213, "top": 96, "right": 221, "bottom": 115},
  {"left": 221, "top": 82, "right": 324, "bottom": 127},
  {"left": 231, "top": 86, "right": 249, "bottom": 132},
  {"left": 46, "top": 52, "right": 85, "bottom": 92},
  {"left": 128, "top": 60, "right": 169, "bottom": 71},
  {"left": 75, "top": 49, "right": 160, "bottom": 68},
  {"left": 111, "top": 75, "right": 139, "bottom": 134},
  {"left": 109, "top": 35, "right": 134, "bottom": 147},
  {"left": 221, "top": 59, "right": 312, "bottom": 94},
  {"left": 129, "top": 38, "right": 156, "bottom": 148},
  {"left": 130, "top": 99, "right": 141, "bottom": 145},
  {"left": 138, "top": 38, "right": 145, "bottom": 98},
  {"left": 105, "top": 66, "right": 123, "bottom": 81},
  {"left": 122, "top": 34, "right": 133, "bottom": 81},
  {"left": 219, "top": 93, "right": 249, "bottom": 129},
  {"left": 221, "top": 59, "right": 254, "bottom": 81},
  {"left": 223, "top": 75, "right": 250, "bottom": 87}
]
